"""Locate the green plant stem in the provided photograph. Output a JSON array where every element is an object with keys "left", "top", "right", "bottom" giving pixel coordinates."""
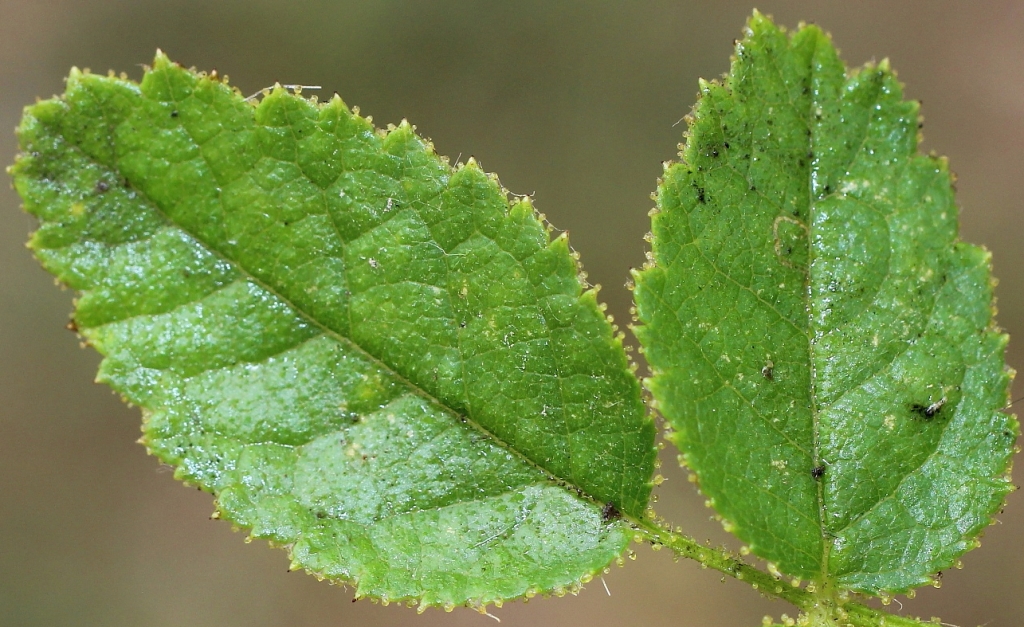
[{"left": 632, "top": 519, "right": 934, "bottom": 627}]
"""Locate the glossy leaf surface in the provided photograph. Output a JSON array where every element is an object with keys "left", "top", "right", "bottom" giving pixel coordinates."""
[
  {"left": 633, "top": 13, "right": 1016, "bottom": 595},
  {"left": 12, "top": 54, "right": 656, "bottom": 607}
]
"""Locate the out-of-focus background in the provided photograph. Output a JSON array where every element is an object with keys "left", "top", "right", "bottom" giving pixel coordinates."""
[{"left": 1, "top": 2, "right": 1022, "bottom": 626}]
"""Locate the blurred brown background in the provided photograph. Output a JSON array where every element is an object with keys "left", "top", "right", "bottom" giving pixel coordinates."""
[{"left": 1, "top": 1, "right": 1022, "bottom": 626}]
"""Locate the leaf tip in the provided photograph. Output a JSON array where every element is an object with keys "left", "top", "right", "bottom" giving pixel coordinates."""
[
  {"left": 749, "top": 8, "right": 770, "bottom": 24},
  {"left": 152, "top": 49, "right": 173, "bottom": 70},
  {"left": 747, "top": 8, "right": 780, "bottom": 35},
  {"left": 65, "top": 66, "right": 84, "bottom": 89}
]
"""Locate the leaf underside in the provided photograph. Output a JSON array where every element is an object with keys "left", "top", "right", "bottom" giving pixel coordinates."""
[
  {"left": 12, "top": 54, "right": 657, "bottom": 608},
  {"left": 634, "top": 13, "right": 1017, "bottom": 595}
]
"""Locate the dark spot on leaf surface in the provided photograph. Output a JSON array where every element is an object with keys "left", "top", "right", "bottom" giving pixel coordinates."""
[
  {"left": 601, "top": 502, "right": 621, "bottom": 522},
  {"left": 911, "top": 397, "right": 946, "bottom": 420}
]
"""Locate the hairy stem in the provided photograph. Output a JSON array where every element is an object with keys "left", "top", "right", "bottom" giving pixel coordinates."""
[{"left": 631, "top": 519, "right": 936, "bottom": 627}]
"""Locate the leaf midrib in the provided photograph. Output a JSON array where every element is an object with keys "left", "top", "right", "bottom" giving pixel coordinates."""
[
  {"left": 803, "top": 30, "right": 830, "bottom": 586},
  {"left": 801, "top": 40, "right": 947, "bottom": 584},
  {"left": 45, "top": 101, "right": 612, "bottom": 518}
]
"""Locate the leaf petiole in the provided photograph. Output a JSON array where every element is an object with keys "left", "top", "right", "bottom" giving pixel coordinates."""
[{"left": 632, "top": 519, "right": 933, "bottom": 627}]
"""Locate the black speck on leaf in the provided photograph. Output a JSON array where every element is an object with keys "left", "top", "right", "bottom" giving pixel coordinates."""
[
  {"left": 911, "top": 397, "right": 946, "bottom": 419},
  {"left": 601, "top": 502, "right": 621, "bottom": 522}
]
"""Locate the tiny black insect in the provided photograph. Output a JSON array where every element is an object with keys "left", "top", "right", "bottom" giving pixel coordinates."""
[
  {"left": 95, "top": 180, "right": 109, "bottom": 193},
  {"left": 761, "top": 360, "right": 774, "bottom": 381},
  {"left": 925, "top": 398, "right": 946, "bottom": 417},
  {"left": 911, "top": 397, "right": 947, "bottom": 419},
  {"left": 811, "top": 465, "right": 826, "bottom": 480},
  {"left": 601, "top": 502, "right": 621, "bottom": 522}
]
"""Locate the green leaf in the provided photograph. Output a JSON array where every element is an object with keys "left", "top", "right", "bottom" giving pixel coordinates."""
[
  {"left": 12, "top": 53, "right": 656, "bottom": 609},
  {"left": 633, "top": 12, "right": 1017, "bottom": 596}
]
